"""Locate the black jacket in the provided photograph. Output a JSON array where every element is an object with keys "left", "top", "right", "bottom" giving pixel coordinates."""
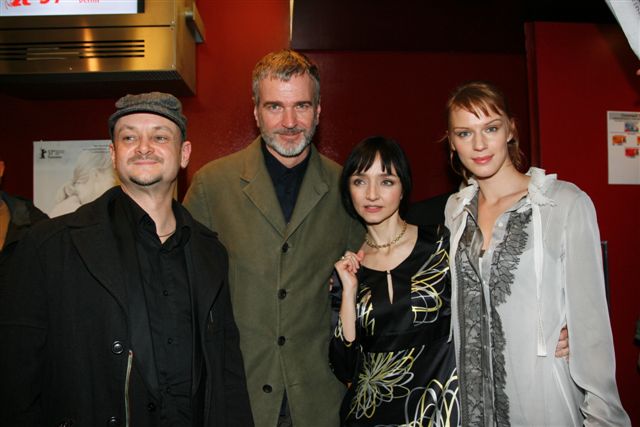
[
  {"left": 0, "top": 191, "right": 47, "bottom": 264},
  {"left": 405, "top": 192, "right": 453, "bottom": 227},
  {"left": 0, "top": 187, "right": 253, "bottom": 427}
]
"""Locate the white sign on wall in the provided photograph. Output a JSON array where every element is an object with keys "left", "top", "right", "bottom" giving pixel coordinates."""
[{"left": 607, "top": 111, "right": 640, "bottom": 185}]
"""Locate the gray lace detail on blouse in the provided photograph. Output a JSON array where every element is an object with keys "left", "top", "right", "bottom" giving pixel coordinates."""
[{"left": 457, "top": 208, "right": 532, "bottom": 427}]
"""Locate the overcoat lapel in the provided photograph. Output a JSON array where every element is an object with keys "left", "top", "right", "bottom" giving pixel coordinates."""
[
  {"left": 186, "top": 229, "right": 224, "bottom": 397},
  {"left": 69, "top": 219, "right": 127, "bottom": 313},
  {"left": 285, "top": 148, "right": 328, "bottom": 239},
  {"left": 240, "top": 139, "right": 286, "bottom": 236},
  {"left": 188, "top": 235, "right": 223, "bottom": 326},
  {"left": 67, "top": 189, "right": 161, "bottom": 399}
]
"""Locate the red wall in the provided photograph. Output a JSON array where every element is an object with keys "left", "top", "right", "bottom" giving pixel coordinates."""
[
  {"left": 527, "top": 22, "right": 640, "bottom": 422},
  {"left": 305, "top": 51, "right": 530, "bottom": 200}
]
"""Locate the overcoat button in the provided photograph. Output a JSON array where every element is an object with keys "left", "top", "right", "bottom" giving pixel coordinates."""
[
  {"left": 111, "top": 341, "right": 124, "bottom": 355},
  {"left": 106, "top": 416, "right": 121, "bottom": 426},
  {"left": 277, "top": 336, "right": 286, "bottom": 346},
  {"left": 147, "top": 402, "right": 157, "bottom": 412},
  {"left": 278, "top": 289, "right": 287, "bottom": 299},
  {"left": 281, "top": 243, "right": 289, "bottom": 253},
  {"left": 263, "top": 384, "right": 272, "bottom": 393}
]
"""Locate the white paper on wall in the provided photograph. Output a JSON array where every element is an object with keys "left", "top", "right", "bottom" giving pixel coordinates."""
[{"left": 607, "top": 111, "right": 640, "bottom": 185}]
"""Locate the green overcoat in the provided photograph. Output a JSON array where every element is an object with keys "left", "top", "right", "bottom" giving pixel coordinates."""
[{"left": 184, "top": 138, "right": 364, "bottom": 427}]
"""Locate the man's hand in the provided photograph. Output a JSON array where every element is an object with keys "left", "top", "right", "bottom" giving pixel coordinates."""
[{"left": 555, "top": 326, "right": 569, "bottom": 358}]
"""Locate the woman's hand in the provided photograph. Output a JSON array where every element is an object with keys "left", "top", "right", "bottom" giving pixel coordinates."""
[
  {"left": 334, "top": 250, "right": 365, "bottom": 343},
  {"left": 334, "top": 250, "right": 364, "bottom": 294}
]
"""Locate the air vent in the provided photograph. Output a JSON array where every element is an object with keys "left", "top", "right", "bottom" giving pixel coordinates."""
[
  {"left": 0, "top": 0, "right": 201, "bottom": 98},
  {"left": 0, "top": 40, "right": 146, "bottom": 61}
]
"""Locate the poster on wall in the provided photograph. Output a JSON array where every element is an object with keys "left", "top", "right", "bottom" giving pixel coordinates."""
[
  {"left": 607, "top": 111, "right": 640, "bottom": 185},
  {"left": 34, "top": 140, "right": 117, "bottom": 218}
]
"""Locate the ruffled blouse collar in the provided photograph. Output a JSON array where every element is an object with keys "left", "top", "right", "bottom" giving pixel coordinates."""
[{"left": 450, "top": 167, "right": 557, "bottom": 219}]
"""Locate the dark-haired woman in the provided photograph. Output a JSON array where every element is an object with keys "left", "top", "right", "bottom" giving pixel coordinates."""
[
  {"left": 444, "top": 81, "right": 629, "bottom": 425},
  {"left": 329, "top": 136, "right": 460, "bottom": 426}
]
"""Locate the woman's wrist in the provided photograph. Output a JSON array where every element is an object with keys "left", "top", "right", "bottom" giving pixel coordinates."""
[{"left": 342, "top": 286, "right": 358, "bottom": 300}]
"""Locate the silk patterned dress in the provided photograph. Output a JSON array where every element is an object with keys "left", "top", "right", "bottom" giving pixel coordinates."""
[{"left": 330, "top": 226, "right": 460, "bottom": 427}]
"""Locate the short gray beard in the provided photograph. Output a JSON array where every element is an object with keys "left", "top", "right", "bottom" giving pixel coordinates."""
[
  {"left": 262, "top": 135, "right": 311, "bottom": 157},
  {"left": 262, "top": 125, "right": 316, "bottom": 158}
]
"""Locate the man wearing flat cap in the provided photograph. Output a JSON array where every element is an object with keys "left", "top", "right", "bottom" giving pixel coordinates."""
[{"left": 0, "top": 92, "right": 253, "bottom": 427}]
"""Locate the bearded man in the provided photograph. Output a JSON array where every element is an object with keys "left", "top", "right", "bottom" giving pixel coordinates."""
[{"left": 184, "top": 50, "right": 363, "bottom": 427}]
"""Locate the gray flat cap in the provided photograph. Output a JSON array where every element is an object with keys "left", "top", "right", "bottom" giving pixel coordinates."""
[{"left": 108, "top": 92, "right": 187, "bottom": 139}]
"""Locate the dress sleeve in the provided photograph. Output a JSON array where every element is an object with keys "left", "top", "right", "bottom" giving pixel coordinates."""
[
  {"left": 329, "top": 316, "right": 360, "bottom": 385},
  {"left": 563, "top": 191, "right": 630, "bottom": 426}
]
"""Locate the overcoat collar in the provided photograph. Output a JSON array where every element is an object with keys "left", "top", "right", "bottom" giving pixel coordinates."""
[
  {"left": 240, "top": 138, "right": 330, "bottom": 239},
  {"left": 64, "top": 186, "right": 222, "bottom": 306},
  {"left": 1, "top": 192, "right": 32, "bottom": 228},
  {"left": 1, "top": 192, "right": 47, "bottom": 249},
  {"left": 66, "top": 187, "right": 127, "bottom": 311}
]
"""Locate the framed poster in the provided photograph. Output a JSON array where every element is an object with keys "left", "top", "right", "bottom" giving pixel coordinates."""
[{"left": 34, "top": 140, "right": 117, "bottom": 217}]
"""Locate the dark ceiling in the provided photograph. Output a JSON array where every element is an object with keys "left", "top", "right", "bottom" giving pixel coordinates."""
[{"left": 291, "top": 0, "right": 617, "bottom": 53}]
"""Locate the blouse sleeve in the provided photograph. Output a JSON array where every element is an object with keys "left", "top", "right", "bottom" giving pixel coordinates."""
[{"left": 563, "top": 191, "right": 630, "bottom": 426}]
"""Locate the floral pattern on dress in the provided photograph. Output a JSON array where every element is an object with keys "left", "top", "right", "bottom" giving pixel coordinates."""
[
  {"left": 348, "top": 346, "right": 424, "bottom": 419},
  {"left": 403, "top": 368, "right": 460, "bottom": 427},
  {"left": 411, "top": 241, "right": 449, "bottom": 326}
]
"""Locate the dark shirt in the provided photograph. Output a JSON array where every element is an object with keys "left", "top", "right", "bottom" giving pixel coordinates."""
[
  {"left": 261, "top": 140, "right": 310, "bottom": 223},
  {"left": 118, "top": 191, "right": 195, "bottom": 426}
]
